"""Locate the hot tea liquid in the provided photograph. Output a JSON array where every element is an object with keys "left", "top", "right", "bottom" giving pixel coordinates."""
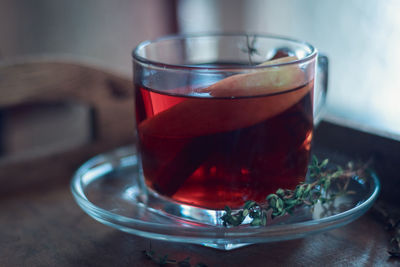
[{"left": 135, "top": 83, "right": 313, "bottom": 210}]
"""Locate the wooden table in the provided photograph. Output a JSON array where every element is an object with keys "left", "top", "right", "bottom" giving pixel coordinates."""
[
  {"left": 0, "top": 60, "right": 399, "bottom": 266},
  {"left": 1, "top": 179, "right": 397, "bottom": 266}
]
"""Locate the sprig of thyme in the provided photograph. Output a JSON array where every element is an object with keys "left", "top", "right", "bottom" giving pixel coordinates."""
[
  {"left": 241, "top": 35, "right": 259, "bottom": 65},
  {"left": 143, "top": 242, "right": 208, "bottom": 267},
  {"left": 390, "top": 229, "right": 400, "bottom": 257},
  {"left": 221, "top": 156, "right": 366, "bottom": 227},
  {"left": 372, "top": 202, "right": 400, "bottom": 257}
]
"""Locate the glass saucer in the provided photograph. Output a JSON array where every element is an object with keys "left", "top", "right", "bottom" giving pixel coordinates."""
[{"left": 70, "top": 146, "right": 380, "bottom": 250}]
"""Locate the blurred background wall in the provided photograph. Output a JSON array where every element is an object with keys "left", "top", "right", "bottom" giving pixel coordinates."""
[
  {"left": 1, "top": 0, "right": 399, "bottom": 137},
  {"left": 0, "top": 0, "right": 176, "bottom": 75}
]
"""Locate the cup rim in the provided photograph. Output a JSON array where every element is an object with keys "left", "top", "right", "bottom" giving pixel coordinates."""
[{"left": 132, "top": 32, "right": 317, "bottom": 71}]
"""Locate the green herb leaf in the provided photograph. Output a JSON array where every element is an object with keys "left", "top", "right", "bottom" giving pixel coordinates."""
[{"left": 221, "top": 156, "right": 368, "bottom": 227}]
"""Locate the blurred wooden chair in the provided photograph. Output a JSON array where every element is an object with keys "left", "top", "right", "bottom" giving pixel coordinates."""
[{"left": 0, "top": 58, "right": 135, "bottom": 197}]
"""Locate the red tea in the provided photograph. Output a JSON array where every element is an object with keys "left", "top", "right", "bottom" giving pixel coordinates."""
[{"left": 135, "top": 81, "right": 313, "bottom": 210}]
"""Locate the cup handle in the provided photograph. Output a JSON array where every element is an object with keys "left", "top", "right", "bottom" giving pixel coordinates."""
[{"left": 314, "top": 54, "right": 329, "bottom": 126}]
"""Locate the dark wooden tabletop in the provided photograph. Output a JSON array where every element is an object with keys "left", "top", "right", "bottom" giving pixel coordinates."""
[
  {"left": 0, "top": 182, "right": 397, "bottom": 267},
  {"left": 0, "top": 60, "right": 399, "bottom": 267}
]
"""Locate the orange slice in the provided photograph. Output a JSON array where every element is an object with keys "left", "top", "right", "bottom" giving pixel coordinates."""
[{"left": 139, "top": 56, "right": 312, "bottom": 138}]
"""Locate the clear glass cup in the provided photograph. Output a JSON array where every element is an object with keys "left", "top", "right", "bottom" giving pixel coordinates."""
[{"left": 132, "top": 33, "right": 327, "bottom": 224}]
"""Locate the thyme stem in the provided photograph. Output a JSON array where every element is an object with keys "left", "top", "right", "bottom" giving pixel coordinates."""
[{"left": 221, "top": 156, "right": 368, "bottom": 227}]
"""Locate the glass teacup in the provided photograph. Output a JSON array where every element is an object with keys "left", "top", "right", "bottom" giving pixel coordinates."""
[{"left": 132, "top": 33, "right": 326, "bottom": 224}]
